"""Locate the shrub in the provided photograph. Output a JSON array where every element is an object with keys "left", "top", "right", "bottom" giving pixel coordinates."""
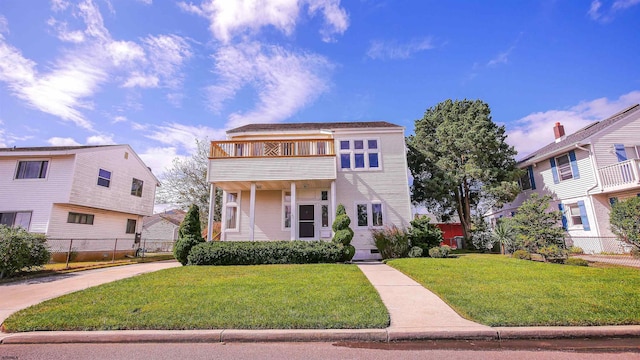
[
  {"left": 428, "top": 245, "right": 451, "bottom": 258},
  {"left": 631, "top": 247, "right": 640, "bottom": 259},
  {"left": 408, "top": 216, "right": 443, "bottom": 253},
  {"left": 569, "top": 246, "right": 584, "bottom": 255},
  {"left": 610, "top": 197, "right": 640, "bottom": 248},
  {"left": 408, "top": 246, "right": 423, "bottom": 258},
  {"left": 537, "top": 245, "right": 568, "bottom": 263},
  {"left": 332, "top": 204, "right": 355, "bottom": 261},
  {"left": 491, "top": 219, "right": 516, "bottom": 254},
  {"left": 174, "top": 204, "right": 205, "bottom": 265},
  {"left": 0, "top": 225, "right": 50, "bottom": 279},
  {"left": 512, "top": 249, "right": 531, "bottom": 260},
  {"left": 565, "top": 257, "right": 589, "bottom": 267},
  {"left": 511, "top": 194, "right": 565, "bottom": 253},
  {"left": 372, "top": 225, "right": 410, "bottom": 259},
  {"left": 187, "top": 241, "right": 344, "bottom": 265}
]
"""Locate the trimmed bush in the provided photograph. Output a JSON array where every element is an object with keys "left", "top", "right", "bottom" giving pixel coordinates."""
[
  {"left": 372, "top": 225, "right": 410, "bottom": 259},
  {"left": 569, "top": 246, "right": 584, "bottom": 255},
  {"left": 512, "top": 249, "right": 531, "bottom": 260},
  {"left": 332, "top": 204, "right": 355, "bottom": 261},
  {"left": 631, "top": 247, "right": 640, "bottom": 259},
  {"left": 173, "top": 235, "right": 203, "bottom": 266},
  {"left": 174, "top": 204, "right": 205, "bottom": 265},
  {"left": 408, "top": 246, "right": 423, "bottom": 258},
  {"left": 428, "top": 245, "right": 451, "bottom": 258},
  {"left": 565, "top": 257, "right": 589, "bottom": 267},
  {"left": 538, "top": 245, "right": 568, "bottom": 263},
  {"left": 187, "top": 241, "right": 344, "bottom": 266},
  {"left": 0, "top": 225, "right": 50, "bottom": 279},
  {"left": 408, "top": 216, "right": 443, "bottom": 253}
]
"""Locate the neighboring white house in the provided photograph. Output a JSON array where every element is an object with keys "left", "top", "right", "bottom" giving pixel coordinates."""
[
  {"left": 0, "top": 145, "right": 159, "bottom": 242},
  {"left": 206, "top": 121, "right": 413, "bottom": 260},
  {"left": 491, "top": 104, "right": 640, "bottom": 254},
  {"left": 141, "top": 209, "right": 186, "bottom": 241}
]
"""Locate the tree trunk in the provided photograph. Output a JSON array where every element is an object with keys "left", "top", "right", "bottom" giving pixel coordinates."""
[{"left": 455, "top": 183, "right": 472, "bottom": 242}]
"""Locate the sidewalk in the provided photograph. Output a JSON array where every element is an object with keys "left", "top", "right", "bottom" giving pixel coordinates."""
[{"left": 2, "top": 261, "right": 640, "bottom": 344}]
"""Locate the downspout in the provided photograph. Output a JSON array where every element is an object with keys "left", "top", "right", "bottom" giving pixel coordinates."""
[{"left": 575, "top": 144, "right": 601, "bottom": 236}]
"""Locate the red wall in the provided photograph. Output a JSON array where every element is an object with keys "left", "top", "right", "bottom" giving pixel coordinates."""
[{"left": 436, "top": 223, "right": 463, "bottom": 248}]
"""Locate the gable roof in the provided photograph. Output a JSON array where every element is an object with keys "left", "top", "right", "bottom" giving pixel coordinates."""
[
  {"left": 143, "top": 209, "right": 186, "bottom": 228},
  {"left": 518, "top": 104, "right": 640, "bottom": 166},
  {"left": 0, "top": 145, "right": 114, "bottom": 152},
  {"left": 227, "top": 121, "right": 401, "bottom": 134}
]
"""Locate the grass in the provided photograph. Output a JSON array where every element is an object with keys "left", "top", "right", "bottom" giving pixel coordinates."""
[
  {"left": 387, "top": 254, "right": 640, "bottom": 327},
  {"left": 2, "top": 264, "right": 389, "bottom": 332}
]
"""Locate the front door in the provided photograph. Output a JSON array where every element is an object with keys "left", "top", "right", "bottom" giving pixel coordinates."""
[{"left": 299, "top": 204, "right": 315, "bottom": 238}]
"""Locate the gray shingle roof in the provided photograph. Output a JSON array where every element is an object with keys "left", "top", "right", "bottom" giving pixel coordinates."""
[
  {"left": 518, "top": 104, "right": 640, "bottom": 165},
  {"left": 0, "top": 145, "right": 115, "bottom": 152},
  {"left": 227, "top": 121, "right": 401, "bottom": 134}
]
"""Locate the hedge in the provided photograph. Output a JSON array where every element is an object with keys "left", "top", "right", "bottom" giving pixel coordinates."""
[
  {"left": 0, "top": 225, "right": 50, "bottom": 279},
  {"left": 187, "top": 241, "right": 345, "bottom": 266}
]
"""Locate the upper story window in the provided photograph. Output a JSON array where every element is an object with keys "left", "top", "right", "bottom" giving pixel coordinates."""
[
  {"left": 550, "top": 150, "right": 580, "bottom": 184},
  {"left": 339, "top": 139, "right": 380, "bottom": 171},
  {"left": 98, "top": 169, "right": 111, "bottom": 187},
  {"left": 555, "top": 154, "right": 573, "bottom": 181},
  {"left": 15, "top": 160, "right": 48, "bottom": 179},
  {"left": 131, "top": 178, "right": 144, "bottom": 197},
  {"left": 519, "top": 166, "right": 536, "bottom": 190}
]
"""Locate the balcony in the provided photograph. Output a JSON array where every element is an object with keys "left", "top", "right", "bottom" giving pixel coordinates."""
[
  {"left": 208, "top": 139, "right": 337, "bottom": 187},
  {"left": 598, "top": 159, "right": 640, "bottom": 192}
]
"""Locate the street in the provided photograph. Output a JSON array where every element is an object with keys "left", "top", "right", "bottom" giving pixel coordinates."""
[{"left": 1, "top": 340, "right": 639, "bottom": 360}]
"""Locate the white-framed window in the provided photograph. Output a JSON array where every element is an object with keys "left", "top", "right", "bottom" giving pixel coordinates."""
[
  {"left": 131, "top": 178, "right": 143, "bottom": 197},
  {"left": 67, "top": 212, "right": 94, "bottom": 225},
  {"left": 339, "top": 139, "right": 381, "bottom": 171},
  {"left": 224, "top": 191, "right": 240, "bottom": 231},
  {"left": 567, "top": 204, "right": 583, "bottom": 227},
  {"left": 282, "top": 191, "right": 291, "bottom": 230},
  {"left": 355, "top": 202, "right": 384, "bottom": 228},
  {"left": 15, "top": 160, "right": 48, "bottom": 179},
  {"left": 321, "top": 204, "right": 329, "bottom": 228},
  {"left": 98, "top": 169, "right": 111, "bottom": 187},
  {"left": 0, "top": 211, "right": 32, "bottom": 229},
  {"left": 555, "top": 154, "right": 573, "bottom": 181}
]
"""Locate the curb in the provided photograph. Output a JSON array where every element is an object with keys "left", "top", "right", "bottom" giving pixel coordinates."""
[{"left": 3, "top": 326, "right": 640, "bottom": 344}]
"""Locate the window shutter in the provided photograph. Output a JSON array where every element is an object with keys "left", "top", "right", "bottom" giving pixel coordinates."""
[
  {"left": 550, "top": 158, "right": 559, "bottom": 184},
  {"left": 609, "top": 197, "right": 618, "bottom": 206},
  {"left": 558, "top": 203, "right": 567, "bottom": 230},
  {"left": 569, "top": 150, "right": 580, "bottom": 179},
  {"left": 527, "top": 165, "right": 536, "bottom": 190},
  {"left": 577, "top": 200, "right": 591, "bottom": 231},
  {"left": 614, "top": 144, "right": 627, "bottom": 162}
]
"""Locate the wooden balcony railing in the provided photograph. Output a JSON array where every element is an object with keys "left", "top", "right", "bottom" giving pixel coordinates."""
[
  {"left": 598, "top": 159, "right": 640, "bottom": 188},
  {"left": 210, "top": 139, "right": 335, "bottom": 159}
]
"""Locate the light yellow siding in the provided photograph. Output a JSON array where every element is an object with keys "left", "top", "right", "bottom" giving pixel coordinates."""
[{"left": 209, "top": 157, "right": 336, "bottom": 183}]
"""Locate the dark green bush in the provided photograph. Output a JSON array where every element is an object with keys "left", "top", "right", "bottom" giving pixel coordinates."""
[
  {"left": 0, "top": 225, "right": 50, "bottom": 279},
  {"left": 565, "top": 257, "right": 589, "bottom": 267},
  {"left": 174, "top": 204, "right": 205, "bottom": 265},
  {"left": 408, "top": 246, "right": 423, "bottom": 258},
  {"left": 538, "top": 245, "right": 568, "bottom": 263},
  {"left": 332, "top": 204, "right": 355, "bottom": 261},
  {"left": 372, "top": 225, "right": 410, "bottom": 259},
  {"left": 408, "top": 216, "right": 443, "bottom": 253},
  {"left": 173, "top": 235, "right": 203, "bottom": 265},
  {"left": 512, "top": 249, "right": 531, "bottom": 260},
  {"left": 187, "top": 241, "right": 344, "bottom": 265}
]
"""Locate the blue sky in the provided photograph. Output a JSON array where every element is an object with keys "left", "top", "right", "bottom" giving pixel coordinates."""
[{"left": 1, "top": 0, "right": 639, "bottom": 173}]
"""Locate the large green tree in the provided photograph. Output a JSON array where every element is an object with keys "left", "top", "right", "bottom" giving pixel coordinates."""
[
  {"left": 156, "top": 139, "right": 222, "bottom": 227},
  {"left": 609, "top": 196, "right": 640, "bottom": 248},
  {"left": 511, "top": 194, "right": 565, "bottom": 253},
  {"left": 407, "top": 99, "right": 519, "bottom": 239}
]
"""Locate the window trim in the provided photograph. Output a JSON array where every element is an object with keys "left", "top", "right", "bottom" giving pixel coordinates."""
[
  {"left": 555, "top": 154, "right": 574, "bottom": 181},
  {"left": 338, "top": 138, "right": 382, "bottom": 171},
  {"left": 282, "top": 191, "right": 292, "bottom": 231},
  {"left": 223, "top": 191, "right": 241, "bottom": 232},
  {"left": 67, "top": 212, "right": 95, "bottom": 225},
  {"left": 0, "top": 211, "right": 32, "bottom": 230},
  {"left": 354, "top": 201, "right": 384, "bottom": 228},
  {"left": 14, "top": 159, "right": 49, "bottom": 180}
]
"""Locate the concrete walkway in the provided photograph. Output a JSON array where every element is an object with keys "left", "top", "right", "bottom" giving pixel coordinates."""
[
  {"left": 2, "top": 260, "right": 640, "bottom": 344},
  {"left": 0, "top": 261, "right": 181, "bottom": 325}
]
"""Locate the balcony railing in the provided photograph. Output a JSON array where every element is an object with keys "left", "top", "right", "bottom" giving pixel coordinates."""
[
  {"left": 598, "top": 159, "right": 640, "bottom": 189},
  {"left": 210, "top": 139, "right": 335, "bottom": 159}
]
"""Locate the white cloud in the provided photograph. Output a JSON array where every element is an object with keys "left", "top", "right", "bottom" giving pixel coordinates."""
[
  {"left": 588, "top": 0, "right": 640, "bottom": 22},
  {"left": 131, "top": 122, "right": 148, "bottom": 131},
  {"left": 51, "top": 0, "right": 71, "bottom": 12},
  {"left": 123, "top": 73, "right": 159, "bottom": 88},
  {"left": 0, "top": 15, "right": 8, "bottom": 34},
  {"left": 137, "top": 0, "right": 153, "bottom": 5},
  {"left": 138, "top": 146, "right": 184, "bottom": 175},
  {"left": 208, "top": 42, "right": 333, "bottom": 128},
  {"left": 507, "top": 90, "right": 640, "bottom": 158},
  {"left": 487, "top": 46, "right": 515, "bottom": 67},
  {"left": 112, "top": 115, "right": 127, "bottom": 123},
  {"left": 108, "top": 40, "right": 145, "bottom": 66},
  {"left": 48, "top": 137, "right": 81, "bottom": 146},
  {"left": 146, "top": 123, "right": 226, "bottom": 152},
  {"left": 181, "top": 0, "right": 348, "bottom": 43},
  {"left": 141, "top": 34, "right": 192, "bottom": 88},
  {"left": 86, "top": 134, "right": 116, "bottom": 145},
  {"left": 367, "top": 38, "right": 434, "bottom": 60}
]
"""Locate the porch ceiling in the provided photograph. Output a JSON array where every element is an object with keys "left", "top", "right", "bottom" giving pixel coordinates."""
[{"left": 213, "top": 179, "right": 334, "bottom": 192}]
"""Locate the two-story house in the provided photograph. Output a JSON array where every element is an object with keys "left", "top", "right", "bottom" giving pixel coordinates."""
[
  {"left": 492, "top": 104, "right": 640, "bottom": 254},
  {"left": 0, "top": 145, "right": 159, "bottom": 244},
  {"left": 206, "top": 121, "right": 413, "bottom": 260}
]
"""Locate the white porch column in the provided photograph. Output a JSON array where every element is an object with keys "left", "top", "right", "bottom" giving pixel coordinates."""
[
  {"left": 207, "top": 183, "right": 216, "bottom": 241},
  {"left": 249, "top": 182, "right": 256, "bottom": 241},
  {"left": 290, "top": 182, "right": 297, "bottom": 241},
  {"left": 330, "top": 180, "right": 336, "bottom": 236}
]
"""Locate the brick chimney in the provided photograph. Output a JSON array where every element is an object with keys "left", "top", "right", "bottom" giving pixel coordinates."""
[{"left": 553, "top": 122, "right": 565, "bottom": 142}]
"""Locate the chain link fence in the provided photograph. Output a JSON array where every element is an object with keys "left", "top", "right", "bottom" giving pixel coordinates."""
[
  {"left": 565, "top": 236, "right": 640, "bottom": 268},
  {"left": 46, "top": 238, "right": 176, "bottom": 268}
]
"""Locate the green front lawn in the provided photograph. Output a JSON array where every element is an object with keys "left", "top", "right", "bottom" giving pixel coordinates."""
[
  {"left": 388, "top": 255, "right": 640, "bottom": 326},
  {"left": 3, "top": 264, "right": 389, "bottom": 331}
]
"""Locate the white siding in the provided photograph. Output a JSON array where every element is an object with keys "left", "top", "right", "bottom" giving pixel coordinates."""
[
  {"left": 47, "top": 203, "right": 142, "bottom": 240},
  {"left": 69, "top": 147, "right": 157, "bottom": 216},
  {"left": 224, "top": 190, "right": 290, "bottom": 241},
  {"left": 209, "top": 157, "right": 336, "bottom": 182},
  {"left": 0, "top": 155, "right": 75, "bottom": 233},
  {"left": 142, "top": 220, "right": 179, "bottom": 241},
  {"left": 591, "top": 108, "right": 640, "bottom": 170}
]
